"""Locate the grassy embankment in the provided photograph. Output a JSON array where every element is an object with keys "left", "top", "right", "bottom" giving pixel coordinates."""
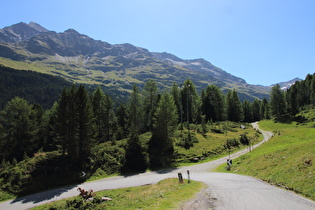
[
  {"left": 31, "top": 178, "right": 205, "bottom": 210},
  {"left": 216, "top": 109, "right": 315, "bottom": 200}
]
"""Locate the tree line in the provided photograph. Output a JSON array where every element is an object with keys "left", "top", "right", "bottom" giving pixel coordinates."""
[
  {"left": 3, "top": 74, "right": 313, "bottom": 171},
  {"left": 270, "top": 73, "right": 315, "bottom": 120}
]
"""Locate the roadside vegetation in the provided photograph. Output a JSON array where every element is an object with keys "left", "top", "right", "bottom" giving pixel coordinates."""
[
  {"left": 214, "top": 73, "right": 315, "bottom": 201},
  {"left": 31, "top": 178, "right": 204, "bottom": 210},
  {"left": 217, "top": 109, "right": 315, "bottom": 201},
  {"left": 1, "top": 71, "right": 315, "bottom": 203},
  {"left": 0, "top": 76, "right": 263, "bottom": 202},
  {"left": 0, "top": 121, "right": 258, "bottom": 202}
]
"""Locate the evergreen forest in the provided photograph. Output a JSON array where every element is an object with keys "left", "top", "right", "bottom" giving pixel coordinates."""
[{"left": 1, "top": 69, "right": 315, "bottom": 197}]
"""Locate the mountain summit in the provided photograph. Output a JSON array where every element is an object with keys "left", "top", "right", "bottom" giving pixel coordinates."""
[
  {"left": 0, "top": 22, "right": 270, "bottom": 101},
  {"left": 0, "top": 22, "right": 49, "bottom": 43}
]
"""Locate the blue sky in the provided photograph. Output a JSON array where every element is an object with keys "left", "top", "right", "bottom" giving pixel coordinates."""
[{"left": 1, "top": 0, "right": 315, "bottom": 86}]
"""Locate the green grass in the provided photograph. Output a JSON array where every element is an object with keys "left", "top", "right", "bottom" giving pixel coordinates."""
[
  {"left": 216, "top": 118, "right": 315, "bottom": 200},
  {"left": 0, "top": 189, "right": 15, "bottom": 202},
  {"left": 31, "top": 178, "right": 205, "bottom": 210},
  {"left": 174, "top": 122, "right": 259, "bottom": 164},
  {"left": 0, "top": 57, "right": 55, "bottom": 74}
]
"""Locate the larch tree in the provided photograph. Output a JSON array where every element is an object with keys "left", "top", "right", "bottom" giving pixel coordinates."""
[
  {"left": 142, "top": 80, "right": 159, "bottom": 132},
  {"left": 270, "top": 84, "right": 286, "bottom": 119},
  {"left": 226, "top": 89, "right": 243, "bottom": 122},
  {"left": 123, "top": 84, "right": 148, "bottom": 172},
  {"left": 148, "top": 92, "right": 178, "bottom": 168},
  {"left": 0, "top": 97, "right": 38, "bottom": 161}
]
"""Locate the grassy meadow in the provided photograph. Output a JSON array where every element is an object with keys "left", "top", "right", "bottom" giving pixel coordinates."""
[{"left": 31, "top": 178, "right": 205, "bottom": 210}]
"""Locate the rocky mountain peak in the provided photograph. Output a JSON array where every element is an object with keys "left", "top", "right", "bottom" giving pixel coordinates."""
[
  {"left": 0, "top": 22, "right": 272, "bottom": 101},
  {"left": 64, "top": 28, "right": 80, "bottom": 34},
  {"left": 28, "top": 22, "right": 49, "bottom": 33},
  {"left": 0, "top": 22, "right": 48, "bottom": 43},
  {"left": 271, "top": 77, "right": 301, "bottom": 90}
]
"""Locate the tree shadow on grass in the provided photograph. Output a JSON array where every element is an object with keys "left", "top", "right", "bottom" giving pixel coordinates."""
[
  {"left": 275, "top": 114, "right": 308, "bottom": 124},
  {"left": 120, "top": 162, "right": 180, "bottom": 177}
]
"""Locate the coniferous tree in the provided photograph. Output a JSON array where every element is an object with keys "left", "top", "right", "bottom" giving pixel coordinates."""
[
  {"left": 203, "top": 84, "right": 225, "bottom": 122},
  {"left": 53, "top": 87, "right": 70, "bottom": 155},
  {"left": 91, "top": 86, "right": 106, "bottom": 141},
  {"left": 226, "top": 89, "right": 243, "bottom": 122},
  {"left": 91, "top": 87, "right": 117, "bottom": 142},
  {"left": 142, "top": 80, "right": 159, "bottom": 132},
  {"left": 123, "top": 84, "right": 148, "bottom": 172},
  {"left": 296, "top": 81, "right": 308, "bottom": 108},
  {"left": 103, "top": 95, "right": 117, "bottom": 142},
  {"left": 260, "top": 98, "right": 270, "bottom": 119},
  {"left": 304, "top": 74, "right": 313, "bottom": 104},
  {"left": 43, "top": 102, "right": 60, "bottom": 151},
  {"left": 171, "top": 81, "right": 183, "bottom": 124},
  {"left": 66, "top": 85, "right": 78, "bottom": 160},
  {"left": 181, "top": 79, "right": 198, "bottom": 125},
  {"left": 270, "top": 84, "right": 286, "bottom": 119},
  {"left": 200, "top": 89, "right": 208, "bottom": 121},
  {"left": 116, "top": 103, "right": 129, "bottom": 139},
  {"left": 310, "top": 75, "right": 315, "bottom": 105},
  {"left": 242, "top": 100, "right": 253, "bottom": 122},
  {"left": 31, "top": 103, "right": 46, "bottom": 151},
  {"left": 75, "top": 85, "right": 95, "bottom": 161},
  {"left": 0, "top": 97, "right": 38, "bottom": 161},
  {"left": 128, "top": 84, "right": 142, "bottom": 132},
  {"left": 148, "top": 92, "right": 178, "bottom": 168},
  {"left": 252, "top": 99, "right": 261, "bottom": 121},
  {"left": 286, "top": 85, "right": 299, "bottom": 116},
  {"left": 53, "top": 85, "right": 95, "bottom": 162}
]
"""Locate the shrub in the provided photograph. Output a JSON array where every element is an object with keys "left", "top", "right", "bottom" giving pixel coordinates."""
[
  {"left": 225, "top": 138, "right": 240, "bottom": 149},
  {"left": 240, "top": 134, "right": 250, "bottom": 145}
]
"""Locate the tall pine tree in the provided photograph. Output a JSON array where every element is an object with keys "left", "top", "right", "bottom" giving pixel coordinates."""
[
  {"left": 0, "top": 97, "right": 38, "bottom": 161},
  {"left": 123, "top": 84, "right": 148, "bottom": 172},
  {"left": 148, "top": 92, "right": 178, "bottom": 168},
  {"left": 270, "top": 84, "right": 286, "bottom": 119},
  {"left": 53, "top": 85, "right": 95, "bottom": 163},
  {"left": 142, "top": 80, "right": 159, "bottom": 132},
  {"left": 226, "top": 89, "right": 243, "bottom": 122}
]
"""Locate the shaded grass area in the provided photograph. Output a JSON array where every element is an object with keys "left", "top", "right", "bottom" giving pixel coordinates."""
[
  {"left": 0, "top": 151, "right": 86, "bottom": 202},
  {"left": 31, "top": 178, "right": 205, "bottom": 210},
  {"left": 216, "top": 117, "right": 315, "bottom": 200}
]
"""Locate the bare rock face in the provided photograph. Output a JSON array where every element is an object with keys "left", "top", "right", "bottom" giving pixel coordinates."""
[{"left": 0, "top": 22, "right": 48, "bottom": 43}]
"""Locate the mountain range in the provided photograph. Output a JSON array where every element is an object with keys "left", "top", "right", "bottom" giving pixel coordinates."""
[{"left": 0, "top": 22, "right": 300, "bottom": 101}]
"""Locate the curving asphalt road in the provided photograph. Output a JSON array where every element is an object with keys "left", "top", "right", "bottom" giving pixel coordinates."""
[{"left": 1, "top": 122, "right": 315, "bottom": 209}]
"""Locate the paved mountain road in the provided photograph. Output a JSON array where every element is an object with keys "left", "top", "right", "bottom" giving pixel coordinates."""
[{"left": 1, "top": 123, "right": 315, "bottom": 209}]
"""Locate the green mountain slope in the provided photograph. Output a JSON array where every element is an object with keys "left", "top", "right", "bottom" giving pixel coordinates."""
[
  {"left": 0, "top": 22, "right": 270, "bottom": 101},
  {"left": 0, "top": 65, "right": 72, "bottom": 109}
]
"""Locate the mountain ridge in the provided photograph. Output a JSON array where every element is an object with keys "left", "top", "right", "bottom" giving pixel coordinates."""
[
  {"left": 0, "top": 22, "right": 273, "bottom": 101},
  {"left": 271, "top": 77, "right": 301, "bottom": 90},
  {"left": 0, "top": 22, "right": 49, "bottom": 43}
]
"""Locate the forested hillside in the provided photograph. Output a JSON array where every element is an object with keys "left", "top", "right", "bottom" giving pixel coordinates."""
[
  {"left": 0, "top": 65, "right": 71, "bottom": 109},
  {"left": 0, "top": 71, "right": 314, "bottom": 199},
  {"left": 270, "top": 73, "right": 315, "bottom": 121}
]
